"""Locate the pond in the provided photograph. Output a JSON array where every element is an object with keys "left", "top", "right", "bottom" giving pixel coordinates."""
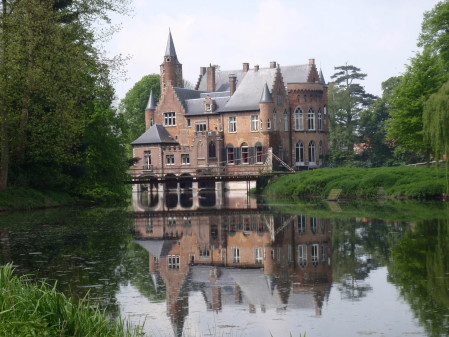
[{"left": 1, "top": 189, "right": 449, "bottom": 337}]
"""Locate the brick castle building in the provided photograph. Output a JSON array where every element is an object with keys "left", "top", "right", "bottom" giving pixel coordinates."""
[{"left": 132, "top": 30, "right": 329, "bottom": 177}]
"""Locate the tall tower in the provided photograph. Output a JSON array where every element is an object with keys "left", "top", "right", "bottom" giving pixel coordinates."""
[{"left": 160, "top": 29, "right": 183, "bottom": 90}]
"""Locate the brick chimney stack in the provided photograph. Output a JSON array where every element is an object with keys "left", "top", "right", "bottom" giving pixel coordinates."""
[
  {"left": 243, "top": 63, "right": 249, "bottom": 72},
  {"left": 229, "top": 74, "right": 237, "bottom": 96},
  {"left": 254, "top": 65, "right": 259, "bottom": 72},
  {"left": 207, "top": 65, "right": 216, "bottom": 92},
  {"left": 309, "top": 58, "right": 315, "bottom": 65},
  {"left": 270, "top": 61, "right": 277, "bottom": 68}
]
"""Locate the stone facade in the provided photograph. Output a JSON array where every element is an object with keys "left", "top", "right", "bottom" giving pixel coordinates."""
[{"left": 132, "top": 31, "right": 329, "bottom": 176}]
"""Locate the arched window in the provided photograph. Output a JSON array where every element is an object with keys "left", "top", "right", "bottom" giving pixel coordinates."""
[
  {"left": 279, "top": 141, "right": 284, "bottom": 161},
  {"left": 319, "top": 141, "right": 323, "bottom": 166},
  {"left": 308, "top": 108, "right": 315, "bottom": 130},
  {"left": 241, "top": 143, "right": 249, "bottom": 164},
  {"left": 318, "top": 108, "right": 322, "bottom": 130},
  {"left": 309, "top": 141, "right": 315, "bottom": 164},
  {"left": 295, "top": 141, "right": 304, "bottom": 165},
  {"left": 226, "top": 144, "right": 234, "bottom": 164},
  {"left": 255, "top": 142, "right": 263, "bottom": 163},
  {"left": 294, "top": 107, "right": 303, "bottom": 131},
  {"left": 273, "top": 109, "right": 277, "bottom": 130},
  {"left": 284, "top": 109, "right": 288, "bottom": 131},
  {"left": 209, "top": 141, "right": 216, "bottom": 158},
  {"left": 267, "top": 119, "right": 271, "bottom": 129}
]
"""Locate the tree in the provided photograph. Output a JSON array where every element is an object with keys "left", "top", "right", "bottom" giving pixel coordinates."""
[
  {"left": 358, "top": 76, "right": 401, "bottom": 167},
  {"left": 119, "top": 74, "right": 160, "bottom": 145},
  {"left": 387, "top": 48, "right": 447, "bottom": 163},
  {"left": 423, "top": 79, "right": 449, "bottom": 192},
  {"left": 328, "top": 64, "right": 376, "bottom": 165}
]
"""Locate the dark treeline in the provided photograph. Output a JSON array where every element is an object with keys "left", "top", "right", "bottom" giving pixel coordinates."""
[{"left": 0, "top": 0, "right": 131, "bottom": 203}]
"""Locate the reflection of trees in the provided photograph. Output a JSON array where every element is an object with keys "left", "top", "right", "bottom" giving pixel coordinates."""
[
  {"left": 0, "top": 208, "right": 164, "bottom": 318},
  {"left": 389, "top": 218, "right": 449, "bottom": 337},
  {"left": 331, "top": 217, "right": 402, "bottom": 300}
]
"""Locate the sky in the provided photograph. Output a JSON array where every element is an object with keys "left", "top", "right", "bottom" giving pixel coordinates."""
[{"left": 106, "top": 0, "right": 441, "bottom": 101}]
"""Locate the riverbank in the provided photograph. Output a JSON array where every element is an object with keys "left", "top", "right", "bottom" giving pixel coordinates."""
[
  {"left": 0, "top": 264, "right": 141, "bottom": 337},
  {"left": 260, "top": 166, "right": 448, "bottom": 199},
  {"left": 0, "top": 188, "right": 82, "bottom": 212}
]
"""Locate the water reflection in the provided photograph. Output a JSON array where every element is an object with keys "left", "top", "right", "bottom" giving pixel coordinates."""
[{"left": 132, "top": 189, "right": 332, "bottom": 335}]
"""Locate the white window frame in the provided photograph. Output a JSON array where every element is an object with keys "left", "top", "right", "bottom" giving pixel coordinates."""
[
  {"left": 308, "top": 108, "right": 315, "bottom": 130},
  {"left": 163, "top": 112, "right": 176, "bottom": 126},
  {"left": 296, "top": 142, "right": 304, "bottom": 166},
  {"left": 309, "top": 141, "right": 316, "bottom": 164},
  {"left": 168, "top": 255, "right": 180, "bottom": 269},
  {"left": 295, "top": 108, "right": 304, "bottom": 131},
  {"left": 232, "top": 246, "right": 240, "bottom": 263},
  {"left": 241, "top": 145, "right": 249, "bottom": 164},
  {"left": 166, "top": 154, "right": 175, "bottom": 165},
  {"left": 298, "top": 245, "right": 307, "bottom": 268},
  {"left": 181, "top": 154, "right": 190, "bottom": 165},
  {"left": 255, "top": 247, "right": 263, "bottom": 264},
  {"left": 251, "top": 115, "right": 259, "bottom": 132},
  {"left": 196, "top": 122, "right": 206, "bottom": 132},
  {"left": 144, "top": 151, "right": 151, "bottom": 170},
  {"left": 267, "top": 119, "right": 271, "bottom": 129},
  {"left": 318, "top": 109, "right": 322, "bottom": 130},
  {"left": 229, "top": 116, "right": 237, "bottom": 133},
  {"left": 297, "top": 215, "right": 306, "bottom": 234},
  {"left": 312, "top": 244, "right": 319, "bottom": 266}
]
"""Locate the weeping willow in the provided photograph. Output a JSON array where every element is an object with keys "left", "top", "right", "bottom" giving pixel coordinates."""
[{"left": 423, "top": 79, "right": 449, "bottom": 195}]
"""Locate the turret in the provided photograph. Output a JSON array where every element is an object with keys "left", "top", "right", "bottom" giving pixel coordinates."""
[
  {"left": 160, "top": 29, "right": 183, "bottom": 90},
  {"left": 259, "top": 82, "right": 274, "bottom": 131},
  {"left": 145, "top": 90, "right": 156, "bottom": 130}
]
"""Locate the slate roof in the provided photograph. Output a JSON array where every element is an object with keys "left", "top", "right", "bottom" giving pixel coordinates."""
[
  {"left": 196, "top": 69, "right": 247, "bottom": 92},
  {"left": 131, "top": 124, "right": 178, "bottom": 145},
  {"left": 173, "top": 87, "right": 203, "bottom": 108},
  {"left": 279, "top": 64, "right": 311, "bottom": 83},
  {"left": 184, "top": 96, "right": 230, "bottom": 115},
  {"left": 165, "top": 29, "right": 180, "bottom": 64},
  {"left": 319, "top": 69, "right": 327, "bottom": 87},
  {"left": 145, "top": 90, "right": 156, "bottom": 110},
  {"left": 260, "top": 82, "right": 273, "bottom": 103}
]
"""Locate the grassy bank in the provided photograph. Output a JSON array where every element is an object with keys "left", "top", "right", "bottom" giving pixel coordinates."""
[
  {"left": 262, "top": 166, "right": 447, "bottom": 199},
  {"left": 0, "top": 188, "right": 80, "bottom": 212},
  {"left": 0, "top": 264, "right": 141, "bottom": 337}
]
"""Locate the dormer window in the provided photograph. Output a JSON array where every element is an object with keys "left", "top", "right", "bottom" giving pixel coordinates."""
[
  {"left": 206, "top": 104, "right": 212, "bottom": 112},
  {"left": 204, "top": 95, "right": 215, "bottom": 112}
]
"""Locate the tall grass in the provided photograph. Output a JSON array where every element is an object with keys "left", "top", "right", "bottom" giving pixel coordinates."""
[
  {"left": 0, "top": 264, "right": 142, "bottom": 337},
  {"left": 263, "top": 166, "right": 447, "bottom": 199}
]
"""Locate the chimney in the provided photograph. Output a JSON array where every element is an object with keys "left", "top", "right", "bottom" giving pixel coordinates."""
[
  {"left": 309, "top": 58, "right": 315, "bottom": 65},
  {"left": 229, "top": 74, "right": 237, "bottom": 96},
  {"left": 200, "top": 67, "right": 206, "bottom": 75},
  {"left": 207, "top": 65, "right": 216, "bottom": 92},
  {"left": 243, "top": 63, "right": 249, "bottom": 72},
  {"left": 254, "top": 65, "right": 259, "bottom": 72},
  {"left": 270, "top": 61, "right": 276, "bottom": 68}
]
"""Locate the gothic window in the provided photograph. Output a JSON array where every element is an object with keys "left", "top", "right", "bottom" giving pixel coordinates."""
[
  {"left": 209, "top": 142, "right": 216, "bottom": 158},
  {"left": 294, "top": 107, "right": 304, "bottom": 131},
  {"left": 309, "top": 141, "right": 316, "bottom": 164},
  {"left": 241, "top": 143, "right": 249, "bottom": 164},
  {"left": 267, "top": 119, "right": 271, "bottom": 129},
  {"left": 295, "top": 141, "right": 304, "bottom": 165},
  {"left": 318, "top": 108, "right": 322, "bottom": 130},
  {"left": 308, "top": 108, "right": 315, "bottom": 130},
  {"left": 298, "top": 245, "right": 307, "bottom": 268},
  {"left": 256, "top": 145, "right": 263, "bottom": 163},
  {"left": 144, "top": 151, "right": 151, "bottom": 170}
]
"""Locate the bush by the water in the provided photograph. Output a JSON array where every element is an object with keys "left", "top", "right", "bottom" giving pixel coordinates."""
[
  {"left": 263, "top": 166, "right": 447, "bottom": 199},
  {"left": 0, "top": 264, "right": 141, "bottom": 337}
]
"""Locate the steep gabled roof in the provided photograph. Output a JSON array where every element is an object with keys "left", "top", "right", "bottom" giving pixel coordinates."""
[
  {"left": 145, "top": 90, "right": 156, "bottom": 110},
  {"left": 279, "top": 64, "right": 312, "bottom": 83},
  {"left": 260, "top": 82, "right": 273, "bottom": 103},
  {"left": 173, "top": 87, "right": 203, "bottom": 108},
  {"left": 131, "top": 124, "right": 178, "bottom": 145},
  {"left": 319, "top": 69, "right": 327, "bottom": 88},
  {"left": 196, "top": 69, "right": 247, "bottom": 92},
  {"left": 164, "top": 29, "right": 180, "bottom": 64}
]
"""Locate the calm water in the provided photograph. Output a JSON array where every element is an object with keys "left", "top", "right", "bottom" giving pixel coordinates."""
[{"left": 1, "top": 190, "right": 449, "bottom": 337}]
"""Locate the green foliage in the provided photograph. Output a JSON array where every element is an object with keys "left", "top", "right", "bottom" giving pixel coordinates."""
[
  {"left": 0, "top": 263, "right": 142, "bottom": 337},
  {"left": 328, "top": 64, "right": 376, "bottom": 166},
  {"left": 0, "top": 188, "right": 76, "bottom": 210},
  {"left": 119, "top": 74, "right": 161, "bottom": 145},
  {"left": 263, "top": 166, "right": 447, "bottom": 199}
]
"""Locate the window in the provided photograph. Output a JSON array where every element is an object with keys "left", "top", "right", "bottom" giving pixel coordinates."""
[
  {"left": 271, "top": 248, "right": 275, "bottom": 260},
  {"left": 163, "top": 112, "right": 176, "bottom": 126},
  {"left": 277, "top": 93, "right": 283, "bottom": 106},
  {"left": 308, "top": 108, "right": 315, "bottom": 130},
  {"left": 143, "top": 151, "right": 151, "bottom": 170},
  {"left": 150, "top": 118, "right": 154, "bottom": 127},
  {"left": 232, "top": 247, "right": 240, "bottom": 263},
  {"left": 312, "top": 244, "right": 319, "bottom": 267},
  {"left": 229, "top": 116, "right": 236, "bottom": 133},
  {"left": 196, "top": 122, "right": 206, "bottom": 132},
  {"left": 166, "top": 154, "right": 174, "bottom": 165},
  {"left": 199, "top": 246, "right": 210, "bottom": 258},
  {"left": 260, "top": 119, "right": 263, "bottom": 130},
  {"left": 296, "top": 141, "right": 304, "bottom": 165},
  {"left": 168, "top": 255, "right": 180, "bottom": 269},
  {"left": 297, "top": 215, "right": 306, "bottom": 234},
  {"left": 267, "top": 119, "right": 271, "bottom": 129},
  {"left": 181, "top": 154, "right": 190, "bottom": 165},
  {"left": 284, "top": 109, "right": 288, "bottom": 131},
  {"left": 256, "top": 146, "right": 263, "bottom": 163},
  {"left": 311, "top": 217, "right": 317, "bottom": 234},
  {"left": 205, "top": 103, "right": 212, "bottom": 112},
  {"left": 209, "top": 142, "right": 216, "bottom": 158},
  {"left": 251, "top": 115, "right": 259, "bottom": 132},
  {"left": 255, "top": 247, "right": 263, "bottom": 264},
  {"left": 227, "top": 146, "right": 234, "bottom": 164},
  {"left": 321, "top": 244, "right": 326, "bottom": 264},
  {"left": 273, "top": 109, "right": 277, "bottom": 130},
  {"left": 294, "top": 108, "right": 304, "bottom": 131},
  {"left": 319, "top": 141, "right": 323, "bottom": 166},
  {"left": 241, "top": 144, "right": 249, "bottom": 164},
  {"left": 318, "top": 109, "right": 322, "bottom": 130},
  {"left": 309, "top": 141, "right": 316, "bottom": 164},
  {"left": 186, "top": 118, "right": 191, "bottom": 127},
  {"left": 324, "top": 105, "right": 327, "bottom": 115},
  {"left": 298, "top": 245, "right": 307, "bottom": 268}
]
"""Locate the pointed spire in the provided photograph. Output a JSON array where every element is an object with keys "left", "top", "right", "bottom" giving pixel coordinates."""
[
  {"left": 165, "top": 29, "right": 178, "bottom": 58},
  {"left": 260, "top": 82, "right": 273, "bottom": 103},
  {"left": 319, "top": 68, "right": 327, "bottom": 88},
  {"left": 146, "top": 90, "right": 156, "bottom": 110}
]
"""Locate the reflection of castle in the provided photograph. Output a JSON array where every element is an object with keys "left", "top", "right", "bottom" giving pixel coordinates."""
[{"left": 134, "top": 208, "right": 332, "bottom": 335}]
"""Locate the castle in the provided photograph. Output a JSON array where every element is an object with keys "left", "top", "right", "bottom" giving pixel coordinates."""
[{"left": 131, "top": 30, "right": 328, "bottom": 177}]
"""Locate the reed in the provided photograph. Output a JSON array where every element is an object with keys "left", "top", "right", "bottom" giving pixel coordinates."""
[{"left": 0, "top": 263, "right": 142, "bottom": 337}]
